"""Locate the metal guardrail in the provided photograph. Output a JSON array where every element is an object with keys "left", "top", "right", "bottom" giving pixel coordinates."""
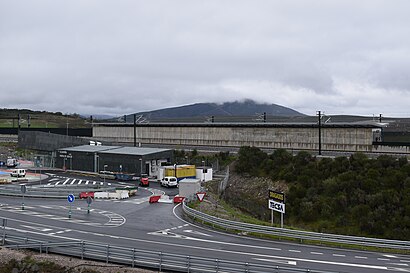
[
  {"left": 2, "top": 234, "right": 341, "bottom": 273},
  {"left": 0, "top": 184, "right": 117, "bottom": 198},
  {"left": 182, "top": 202, "right": 410, "bottom": 251}
]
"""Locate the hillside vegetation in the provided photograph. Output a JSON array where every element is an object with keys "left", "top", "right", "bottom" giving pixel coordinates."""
[
  {"left": 0, "top": 109, "right": 91, "bottom": 128},
  {"left": 227, "top": 147, "right": 410, "bottom": 240}
]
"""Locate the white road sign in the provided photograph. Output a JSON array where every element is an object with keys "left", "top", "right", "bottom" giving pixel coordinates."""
[{"left": 268, "top": 199, "right": 285, "bottom": 214}]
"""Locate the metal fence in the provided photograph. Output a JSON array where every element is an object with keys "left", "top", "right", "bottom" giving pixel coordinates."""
[
  {"left": 182, "top": 202, "right": 410, "bottom": 251},
  {"left": 2, "top": 233, "right": 341, "bottom": 273}
]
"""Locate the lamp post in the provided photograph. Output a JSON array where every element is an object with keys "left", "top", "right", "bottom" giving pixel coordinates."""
[
  {"left": 317, "top": 111, "right": 322, "bottom": 156},
  {"left": 139, "top": 158, "right": 143, "bottom": 176},
  {"left": 103, "top": 165, "right": 108, "bottom": 185}
]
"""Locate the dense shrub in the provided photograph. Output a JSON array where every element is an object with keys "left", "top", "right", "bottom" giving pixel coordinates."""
[{"left": 233, "top": 146, "right": 410, "bottom": 240}]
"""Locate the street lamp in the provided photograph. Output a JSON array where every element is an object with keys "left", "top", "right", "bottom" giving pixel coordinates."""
[
  {"left": 103, "top": 165, "right": 108, "bottom": 184},
  {"left": 139, "top": 158, "right": 142, "bottom": 176}
]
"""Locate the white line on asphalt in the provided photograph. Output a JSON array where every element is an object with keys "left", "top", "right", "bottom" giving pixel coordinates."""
[
  {"left": 383, "top": 254, "right": 398, "bottom": 258},
  {"left": 355, "top": 256, "right": 368, "bottom": 259},
  {"left": 388, "top": 263, "right": 409, "bottom": 267},
  {"left": 70, "top": 179, "right": 76, "bottom": 185},
  {"left": 62, "top": 178, "right": 70, "bottom": 185},
  {"left": 6, "top": 224, "right": 395, "bottom": 272},
  {"left": 288, "top": 250, "right": 301, "bottom": 253},
  {"left": 20, "top": 225, "right": 52, "bottom": 232},
  {"left": 378, "top": 258, "right": 390, "bottom": 261},
  {"left": 333, "top": 254, "right": 346, "bottom": 257},
  {"left": 311, "top": 252, "right": 323, "bottom": 255},
  {"left": 254, "top": 258, "right": 297, "bottom": 266},
  {"left": 78, "top": 180, "right": 82, "bottom": 185},
  {"left": 85, "top": 181, "right": 89, "bottom": 185},
  {"left": 55, "top": 181, "right": 61, "bottom": 185},
  {"left": 401, "top": 260, "right": 410, "bottom": 263},
  {"left": 93, "top": 181, "right": 96, "bottom": 185}
]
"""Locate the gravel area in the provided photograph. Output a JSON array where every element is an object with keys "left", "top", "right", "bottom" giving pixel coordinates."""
[{"left": 0, "top": 247, "right": 156, "bottom": 273}]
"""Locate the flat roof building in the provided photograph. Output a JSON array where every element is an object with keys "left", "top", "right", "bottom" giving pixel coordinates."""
[{"left": 56, "top": 145, "right": 173, "bottom": 176}]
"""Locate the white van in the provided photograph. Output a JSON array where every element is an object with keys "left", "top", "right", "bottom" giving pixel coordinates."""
[
  {"left": 10, "top": 169, "right": 26, "bottom": 178},
  {"left": 161, "top": 176, "right": 178, "bottom": 187}
]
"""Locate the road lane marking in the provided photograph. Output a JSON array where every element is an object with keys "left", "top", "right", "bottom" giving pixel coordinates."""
[
  {"left": 388, "top": 263, "right": 409, "bottom": 267},
  {"left": 86, "top": 181, "right": 89, "bottom": 185},
  {"left": 62, "top": 178, "right": 70, "bottom": 185},
  {"left": 20, "top": 225, "right": 52, "bottom": 232},
  {"left": 378, "top": 258, "right": 390, "bottom": 261},
  {"left": 183, "top": 230, "right": 212, "bottom": 237},
  {"left": 70, "top": 179, "right": 76, "bottom": 185},
  {"left": 355, "top": 256, "right": 368, "bottom": 259},
  {"left": 333, "top": 254, "right": 346, "bottom": 257},
  {"left": 311, "top": 252, "right": 323, "bottom": 255},
  {"left": 5, "top": 225, "right": 395, "bottom": 272},
  {"left": 288, "top": 250, "right": 301, "bottom": 253},
  {"left": 254, "top": 258, "right": 297, "bottom": 266},
  {"left": 93, "top": 181, "right": 96, "bottom": 185},
  {"left": 78, "top": 180, "right": 83, "bottom": 185}
]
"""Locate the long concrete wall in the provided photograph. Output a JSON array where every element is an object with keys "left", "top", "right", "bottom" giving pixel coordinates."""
[{"left": 92, "top": 124, "right": 405, "bottom": 154}]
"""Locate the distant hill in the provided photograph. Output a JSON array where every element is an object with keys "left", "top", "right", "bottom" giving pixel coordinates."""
[
  {"left": 124, "top": 100, "right": 305, "bottom": 121},
  {"left": 0, "top": 108, "right": 91, "bottom": 128}
]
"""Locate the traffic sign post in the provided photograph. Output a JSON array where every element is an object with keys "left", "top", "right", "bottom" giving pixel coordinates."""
[
  {"left": 67, "top": 194, "right": 75, "bottom": 219},
  {"left": 86, "top": 196, "right": 93, "bottom": 214},
  {"left": 268, "top": 190, "right": 285, "bottom": 228},
  {"left": 196, "top": 192, "right": 206, "bottom": 202},
  {"left": 21, "top": 185, "right": 26, "bottom": 210}
]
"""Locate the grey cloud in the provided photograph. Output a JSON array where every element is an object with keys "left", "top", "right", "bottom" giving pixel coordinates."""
[{"left": 1, "top": 0, "right": 410, "bottom": 116}]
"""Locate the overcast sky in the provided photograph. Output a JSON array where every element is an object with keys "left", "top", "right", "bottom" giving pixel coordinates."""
[{"left": 1, "top": 1, "right": 410, "bottom": 117}]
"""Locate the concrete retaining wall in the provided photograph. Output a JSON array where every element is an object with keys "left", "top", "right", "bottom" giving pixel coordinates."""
[{"left": 92, "top": 124, "right": 407, "bottom": 154}]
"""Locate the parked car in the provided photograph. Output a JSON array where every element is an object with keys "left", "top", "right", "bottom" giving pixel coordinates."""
[
  {"left": 161, "top": 176, "right": 178, "bottom": 187},
  {"left": 79, "top": 191, "right": 94, "bottom": 199},
  {"left": 139, "top": 174, "right": 149, "bottom": 187}
]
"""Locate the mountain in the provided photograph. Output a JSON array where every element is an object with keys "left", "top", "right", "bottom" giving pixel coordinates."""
[{"left": 125, "top": 100, "right": 305, "bottom": 121}]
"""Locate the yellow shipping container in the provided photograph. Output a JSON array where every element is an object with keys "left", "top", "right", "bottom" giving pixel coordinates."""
[{"left": 165, "top": 165, "right": 196, "bottom": 179}]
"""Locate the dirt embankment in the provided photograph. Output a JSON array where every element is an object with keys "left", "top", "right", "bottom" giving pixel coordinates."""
[{"left": 0, "top": 247, "right": 155, "bottom": 273}]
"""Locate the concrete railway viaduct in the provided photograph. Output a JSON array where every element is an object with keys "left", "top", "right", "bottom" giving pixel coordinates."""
[{"left": 91, "top": 122, "right": 410, "bottom": 155}]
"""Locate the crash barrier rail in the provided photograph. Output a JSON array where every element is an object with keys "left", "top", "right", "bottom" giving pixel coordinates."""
[
  {"left": 2, "top": 233, "right": 341, "bottom": 273},
  {"left": 0, "top": 184, "right": 117, "bottom": 198},
  {"left": 182, "top": 202, "right": 410, "bottom": 251}
]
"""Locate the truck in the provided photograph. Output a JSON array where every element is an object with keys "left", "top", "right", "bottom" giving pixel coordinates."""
[
  {"left": 139, "top": 173, "right": 149, "bottom": 187},
  {"left": 159, "top": 165, "right": 196, "bottom": 181},
  {"left": 10, "top": 169, "right": 26, "bottom": 177},
  {"left": 6, "top": 158, "right": 18, "bottom": 168}
]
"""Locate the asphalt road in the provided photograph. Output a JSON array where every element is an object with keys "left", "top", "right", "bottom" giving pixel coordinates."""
[{"left": 0, "top": 171, "right": 409, "bottom": 273}]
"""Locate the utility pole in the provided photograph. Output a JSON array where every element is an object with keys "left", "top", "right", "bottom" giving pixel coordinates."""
[
  {"left": 134, "top": 114, "right": 137, "bottom": 147},
  {"left": 317, "top": 111, "right": 322, "bottom": 156},
  {"left": 379, "top": 114, "right": 382, "bottom": 123}
]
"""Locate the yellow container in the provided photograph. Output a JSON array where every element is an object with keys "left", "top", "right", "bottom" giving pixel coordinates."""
[{"left": 165, "top": 165, "right": 196, "bottom": 178}]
